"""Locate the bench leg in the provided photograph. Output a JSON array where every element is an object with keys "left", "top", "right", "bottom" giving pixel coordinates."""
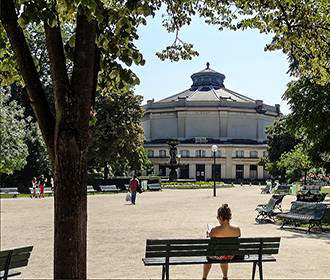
[
  {"left": 252, "top": 261, "right": 257, "bottom": 280},
  {"left": 258, "top": 261, "right": 263, "bottom": 280},
  {"left": 162, "top": 265, "right": 165, "bottom": 280}
]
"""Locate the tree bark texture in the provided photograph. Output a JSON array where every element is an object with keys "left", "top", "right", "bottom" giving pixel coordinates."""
[
  {"left": 1, "top": 2, "right": 98, "bottom": 279},
  {"left": 53, "top": 13, "right": 97, "bottom": 280}
]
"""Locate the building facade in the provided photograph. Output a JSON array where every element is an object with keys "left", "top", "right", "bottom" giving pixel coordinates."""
[{"left": 141, "top": 63, "right": 280, "bottom": 181}]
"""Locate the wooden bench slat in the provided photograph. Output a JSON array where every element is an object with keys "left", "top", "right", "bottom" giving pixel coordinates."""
[
  {"left": 12, "top": 246, "right": 33, "bottom": 255},
  {"left": 0, "top": 246, "right": 32, "bottom": 259},
  {"left": 143, "top": 254, "right": 277, "bottom": 266},
  {"left": 0, "top": 252, "right": 11, "bottom": 259},
  {"left": 0, "top": 269, "right": 21, "bottom": 279},
  {"left": 147, "top": 245, "right": 209, "bottom": 251},
  {"left": 147, "top": 239, "right": 210, "bottom": 245},
  {"left": 9, "top": 253, "right": 31, "bottom": 263},
  {"left": 146, "top": 243, "right": 280, "bottom": 253},
  {"left": 146, "top": 248, "right": 279, "bottom": 258}
]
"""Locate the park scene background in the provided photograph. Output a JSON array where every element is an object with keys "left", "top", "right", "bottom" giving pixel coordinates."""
[{"left": 1, "top": 1, "right": 329, "bottom": 279}]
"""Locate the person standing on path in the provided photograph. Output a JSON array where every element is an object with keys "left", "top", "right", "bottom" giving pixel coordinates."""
[
  {"left": 31, "top": 177, "right": 37, "bottom": 199},
  {"left": 39, "top": 175, "right": 46, "bottom": 199},
  {"left": 129, "top": 175, "right": 140, "bottom": 205}
]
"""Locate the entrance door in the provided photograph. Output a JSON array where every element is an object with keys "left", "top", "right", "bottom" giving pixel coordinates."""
[
  {"left": 212, "top": 164, "right": 221, "bottom": 181},
  {"left": 196, "top": 164, "right": 205, "bottom": 181},
  {"left": 179, "top": 164, "right": 189, "bottom": 179},
  {"left": 236, "top": 165, "right": 244, "bottom": 180},
  {"left": 250, "top": 165, "right": 258, "bottom": 179},
  {"left": 159, "top": 165, "right": 166, "bottom": 176}
]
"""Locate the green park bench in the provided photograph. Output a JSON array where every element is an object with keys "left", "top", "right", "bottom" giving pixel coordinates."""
[
  {"left": 99, "top": 185, "right": 120, "bottom": 192},
  {"left": 0, "top": 246, "right": 33, "bottom": 280},
  {"left": 87, "top": 185, "right": 97, "bottom": 194},
  {"left": 143, "top": 237, "right": 281, "bottom": 280},
  {"left": 147, "top": 183, "right": 161, "bottom": 191},
  {"left": 0, "top": 188, "right": 20, "bottom": 198},
  {"left": 277, "top": 201, "right": 327, "bottom": 232},
  {"left": 274, "top": 184, "right": 291, "bottom": 195}
]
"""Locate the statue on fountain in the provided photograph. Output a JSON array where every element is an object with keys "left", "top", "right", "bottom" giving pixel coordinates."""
[{"left": 167, "top": 140, "right": 180, "bottom": 181}]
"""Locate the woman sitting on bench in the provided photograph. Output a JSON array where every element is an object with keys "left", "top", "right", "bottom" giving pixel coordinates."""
[{"left": 202, "top": 204, "right": 241, "bottom": 280}]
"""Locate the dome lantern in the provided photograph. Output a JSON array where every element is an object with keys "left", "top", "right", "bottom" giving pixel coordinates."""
[{"left": 190, "top": 62, "right": 225, "bottom": 90}]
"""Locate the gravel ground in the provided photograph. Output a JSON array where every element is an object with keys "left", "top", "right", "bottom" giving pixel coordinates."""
[{"left": 1, "top": 186, "right": 329, "bottom": 279}]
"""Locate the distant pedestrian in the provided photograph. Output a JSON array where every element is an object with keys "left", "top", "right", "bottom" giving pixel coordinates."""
[
  {"left": 129, "top": 175, "right": 140, "bottom": 205},
  {"left": 39, "top": 175, "right": 46, "bottom": 198},
  {"left": 31, "top": 177, "right": 37, "bottom": 199}
]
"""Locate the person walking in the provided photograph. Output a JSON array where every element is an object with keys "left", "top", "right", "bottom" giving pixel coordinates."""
[
  {"left": 129, "top": 175, "right": 140, "bottom": 205},
  {"left": 202, "top": 204, "right": 241, "bottom": 280}
]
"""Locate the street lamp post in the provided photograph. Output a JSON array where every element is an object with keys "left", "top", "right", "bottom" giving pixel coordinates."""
[{"left": 211, "top": 145, "right": 218, "bottom": 197}]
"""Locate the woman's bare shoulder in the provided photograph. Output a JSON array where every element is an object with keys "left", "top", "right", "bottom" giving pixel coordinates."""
[{"left": 230, "top": 224, "right": 241, "bottom": 234}]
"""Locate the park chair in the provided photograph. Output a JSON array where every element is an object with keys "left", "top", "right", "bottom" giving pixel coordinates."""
[
  {"left": 261, "top": 184, "right": 271, "bottom": 194},
  {"left": 255, "top": 195, "right": 284, "bottom": 222}
]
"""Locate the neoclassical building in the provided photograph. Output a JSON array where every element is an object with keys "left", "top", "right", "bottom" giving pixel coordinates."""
[{"left": 141, "top": 63, "right": 280, "bottom": 181}]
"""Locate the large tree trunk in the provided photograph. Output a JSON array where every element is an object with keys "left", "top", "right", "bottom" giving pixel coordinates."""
[
  {"left": 54, "top": 134, "right": 88, "bottom": 279},
  {"left": 52, "top": 13, "right": 96, "bottom": 279}
]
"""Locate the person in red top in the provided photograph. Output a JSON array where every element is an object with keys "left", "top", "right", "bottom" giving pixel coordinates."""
[
  {"left": 38, "top": 175, "right": 46, "bottom": 198},
  {"left": 129, "top": 175, "right": 140, "bottom": 205}
]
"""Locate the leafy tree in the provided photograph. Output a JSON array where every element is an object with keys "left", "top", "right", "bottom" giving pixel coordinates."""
[
  {"left": 88, "top": 91, "right": 151, "bottom": 178},
  {"left": 1, "top": 1, "right": 328, "bottom": 279},
  {"left": 283, "top": 79, "right": 330, "bottom": 169},
  {"left": 0, "top": 90, "right": 29, "bottom": 175},
  {"left": 278, "top": 144, "right": 313, "bottom": 184},
  {"left": 262, "top": 117, "right": 298, "bottom": 181}
]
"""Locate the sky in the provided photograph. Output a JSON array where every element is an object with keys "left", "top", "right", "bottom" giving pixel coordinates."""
[{"left": 131, "top": 13, "right": 293, "bottom": 115}]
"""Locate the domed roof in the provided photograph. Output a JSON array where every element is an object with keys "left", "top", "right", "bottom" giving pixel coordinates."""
[
  {"left": 190, "top": 62, "right": 225, "bottom": 89},
  {"left": 158, "top": 63, "right": 255, "bottom": 104}
]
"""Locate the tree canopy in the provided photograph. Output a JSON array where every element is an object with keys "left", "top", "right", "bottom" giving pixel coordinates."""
[
  {"left": 88, "top": 90, "right": 151, "bottom": 178},
  {"left": 278, "top": 144, "right": 313, "bottom": 183},
  {"left": 0, "top": 90, "right": 29, "bottom": 174},
  {"left": 284, "top": 78, "right": 330, "bottom": 164}
]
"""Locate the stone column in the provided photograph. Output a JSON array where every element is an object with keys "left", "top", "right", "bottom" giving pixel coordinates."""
[
  {"left": 189, "top": 164, "right": 196, "bottom": 180},
  {"left": 258, "top": 165, "right": 264, "bottom": 179},
  {"left": 205, "top": 164, "right": 212, "bottom": 181},
  {"left": 244, "top": 165, "right": 250, "bottom": 179},
  {"left": 225, "top": 147, "right": 233, "bottom": 179},
  {"left": 221, "top": 164, "right": 226, "bottom": 180},
  {"left": 153, "top": 164, "right": 159, "bottom": 175}
]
